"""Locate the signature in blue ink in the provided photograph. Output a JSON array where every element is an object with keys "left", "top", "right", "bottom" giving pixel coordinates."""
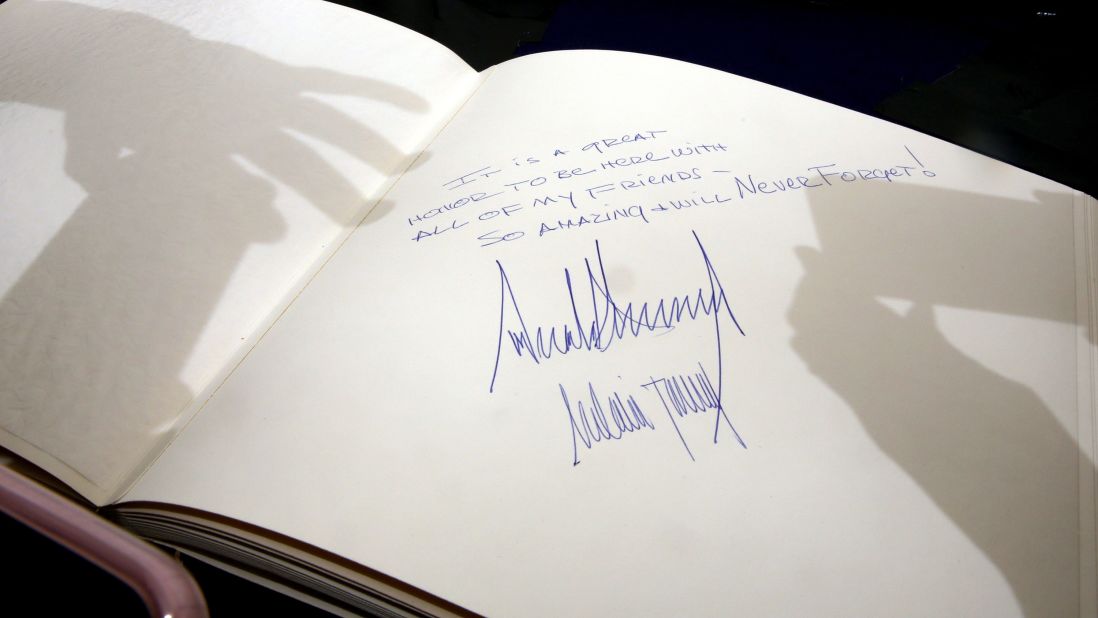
[
  {"left": 562, "top": 362, "right": 745, "bottom": 466},
  {"left": 641, "top": 362, "right": 744, "bottom": 460},
  {"left": 560, "top": 381, "right": 655, "bottom": 466},
  {"left": 489, "top": 231, "right": 746, "bottom": 447}
]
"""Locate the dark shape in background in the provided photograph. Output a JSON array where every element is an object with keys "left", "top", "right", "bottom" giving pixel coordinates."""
[
  {"left": 512, "top": 0, "right": 1095, "bottom": 195},
  {"left": 343, "top": 0, "right": 1094, "bottom": 193}
]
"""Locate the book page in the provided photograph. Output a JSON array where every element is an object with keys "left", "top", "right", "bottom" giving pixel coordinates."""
[
  {"left": 0, "top": 0, "right": 480, "bottom": 503},
  {"left": 128, "top": 50, "right": 1096, "bottom": 616}
]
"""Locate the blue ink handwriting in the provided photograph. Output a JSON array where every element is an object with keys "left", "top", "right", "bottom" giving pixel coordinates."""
[
  {"left": 561, "top": 380, "right": 655, "bottom": 465},
  {"left": 536, "top": 205, "right": 650, "bottom": 237},
  {"left": 489, "top": 231, "right": 745, "bottom": 398},
  {"left": 580, "top": 130, "right": 668, "bottom": 154},
  {"left": 640, "top": 362, "right": 744, "bottom": 461}
]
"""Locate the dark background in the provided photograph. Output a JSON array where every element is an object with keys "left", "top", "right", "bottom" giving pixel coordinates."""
[
  {"left": 5, "top": 0, "right": 1093, "bottom": 615},
  {"left": 356, "top": 0, "right": 1094, "bottom": 195}
]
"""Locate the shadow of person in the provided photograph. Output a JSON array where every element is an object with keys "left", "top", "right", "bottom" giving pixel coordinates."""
[
  {"left": 788, "top": 179, "right": 1091, "bottom": 616},
  {"left": 0, "top": 0, "right": 429, "bottom": 493}
]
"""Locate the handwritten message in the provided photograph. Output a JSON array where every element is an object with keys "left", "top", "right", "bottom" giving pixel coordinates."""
[
  {"left": 437, "top": 132, "right": 938, "bottom": 465},
  {"left": 409, "top": 130, "right": 937, "bottom": 249}
]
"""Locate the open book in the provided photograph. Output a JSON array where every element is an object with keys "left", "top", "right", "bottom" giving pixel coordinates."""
[{"left": 2, "top": 0, "right": 1095, "bottom": 615}]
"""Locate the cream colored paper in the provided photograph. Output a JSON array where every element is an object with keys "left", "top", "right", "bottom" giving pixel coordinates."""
[
  {"left": 128, "top": 51, "right": 1096, "bottom": 616},
  {"left": 0, "top": 0, "right": 479, "bottom": 501}
]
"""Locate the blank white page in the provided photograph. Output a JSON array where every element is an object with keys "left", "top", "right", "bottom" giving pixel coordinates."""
[
  {"left": 129, "top": 50, "right": 1096, "bottom": 617},
  {"left": 0, "top": 0, "right": 479, "bottom": 502}
]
